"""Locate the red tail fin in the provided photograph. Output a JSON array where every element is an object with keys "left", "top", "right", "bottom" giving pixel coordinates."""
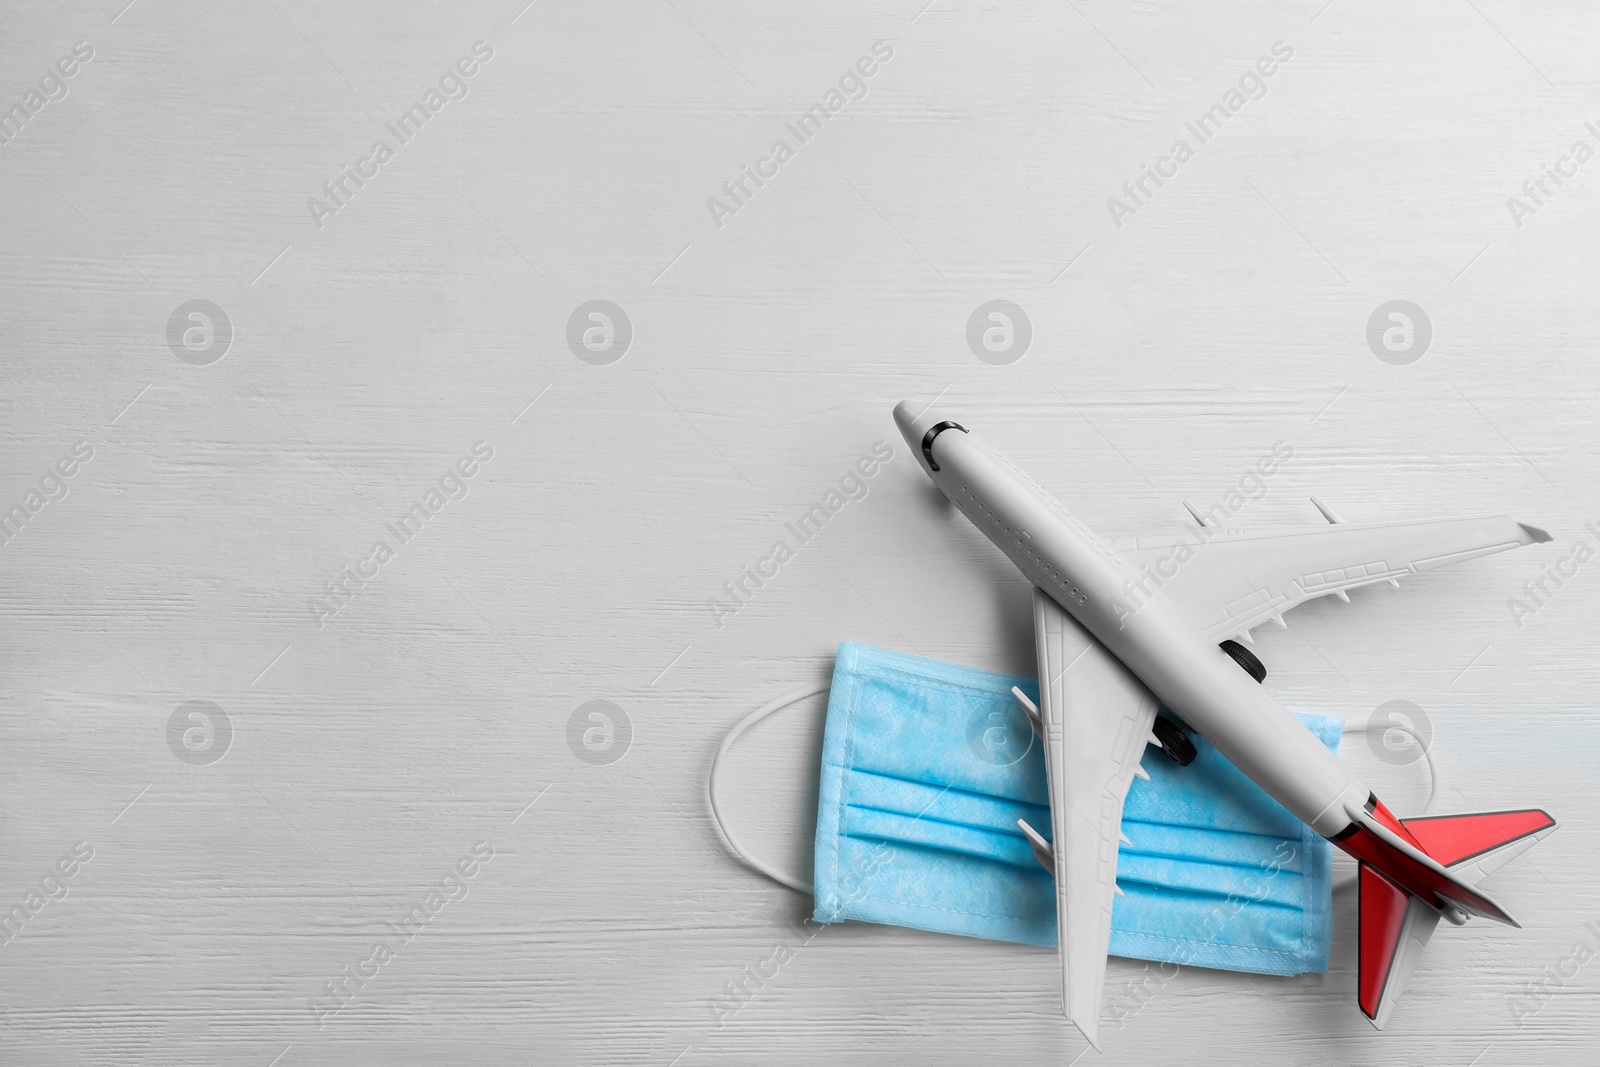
[
  {"left": 1352, "top": 807, "right": 1555, "bottom": 1028},
  {"left": 1358, "top": 864, "right": 1423, "bottom": 1023}
]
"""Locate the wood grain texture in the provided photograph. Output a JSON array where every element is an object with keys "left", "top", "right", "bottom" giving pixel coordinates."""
[{"left": 2, "top": 1, "right": 1597, "bottom": 1063}]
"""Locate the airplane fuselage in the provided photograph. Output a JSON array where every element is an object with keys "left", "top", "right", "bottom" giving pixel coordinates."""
[{"left": 907, "top": 413, "right": 1370, "bottom": 839}]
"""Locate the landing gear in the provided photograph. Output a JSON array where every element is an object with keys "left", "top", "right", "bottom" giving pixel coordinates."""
[
  {"left": 1220, "top": 639, "right": 1266, "bottom": 683},
  {"left": 1152, "top": 716, "right": 1197, "bottom": 766}
]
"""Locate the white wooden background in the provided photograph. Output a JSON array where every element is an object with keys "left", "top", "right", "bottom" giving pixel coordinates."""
[{"left": 2, "top": 1, "right": 1597, "bottom": 1064}]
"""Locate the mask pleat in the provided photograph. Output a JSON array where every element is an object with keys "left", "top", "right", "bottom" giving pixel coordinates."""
[
  {"left": 1110, "top": 881, "right": 1312, "bottom": 974},
  {"left": 1121, "top": 820, "right": 1306, "bottom": 875},
  {"left": 842, "top": 803, "right": 1040, "bottom": 869}
]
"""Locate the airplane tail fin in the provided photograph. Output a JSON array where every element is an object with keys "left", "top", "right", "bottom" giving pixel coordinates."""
[{"left": 1349, "top": 806, "right": 1556, "bottom": 1028}]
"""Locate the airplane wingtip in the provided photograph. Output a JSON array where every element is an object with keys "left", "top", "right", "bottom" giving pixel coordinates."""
[
  {"left": 1069, "top": 1016, "right": 1101, "bottom": 1051},
  {"left": 1518, "top": 521, "right": 1554, "bottom": 544}
]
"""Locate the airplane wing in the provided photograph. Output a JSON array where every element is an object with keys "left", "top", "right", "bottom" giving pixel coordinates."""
[
  {"left": 1113, "top": 513, "right": 1552, "bottom": 643},
  {"left": 1028, "top": 587, "right": 1160, "bottom": 1048}
]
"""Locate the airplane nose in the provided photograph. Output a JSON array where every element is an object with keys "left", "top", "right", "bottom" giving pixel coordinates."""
[
  {"left": 892, "top": 399, "right": 922, "bottom": 446},
  {"left": 893, "top": 399, "right": 936, "bottom": 474},
  {"left": 894, "top": 398, "right": 960, "bottom": 476}
]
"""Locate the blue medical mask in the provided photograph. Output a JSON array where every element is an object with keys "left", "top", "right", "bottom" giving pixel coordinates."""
[{"left": 809, "top": 642, "right": 1340, "bottom": 976}]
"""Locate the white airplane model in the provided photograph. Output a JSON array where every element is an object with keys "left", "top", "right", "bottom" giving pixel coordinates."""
[{"left": 893, "top": 400, "right": 1557, "bottom": 1045}]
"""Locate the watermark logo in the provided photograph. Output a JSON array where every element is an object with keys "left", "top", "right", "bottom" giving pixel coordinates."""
[
  {"left": 305, "top": 41, "right": 494, "bottom": 230},
  {"left": 713, "top": 841, "right": 892, "bottom": 1029},
  {"left": 1106, "top": 40, "right": 1293, "bottom": 230},
  {"left": 967, "top": 300, "right": 1031, "bottom": 365},
  {"left": 708, "top": 441, "right": 895, "bottom": 630},
  {"left": 1106, "top": 840, "right": 1296, "bottom": 1030},
  {"left": 309, "top": 441, "right": 494, "bottom": 629},
  {"left": 566, "top": 300, "right": 632, "bottom": 365},
  {"left": 308, "top": 841, "right": 494, "bottom": 1028},
  {"left": 167, "top": 701, "right": 232, "bottom": 765},
  {"left": 1366, "top": 300, "right": 1430, "bottom": 366},
  {"left": 706, "top": 41, "right": 895, "bottom": 231},
  {"left": 1108, "top": 441, "right": 1295, "bottom": 627},
  {"left": 567, "top": 700, "right": 631, "bottom": 765},
  {"left": 167, "top": 299, "right": 232, "bottom": 365},
  {"left": 965, "top": 700, "right": 1035, "bottom": 767},
  {"left": 0, "top": 841, "right": 93, "bottom": 949},
  {"left": 706, "top": 914, "right": 828, "bottom": 1029},
  {"left": 0, "top": 439, "right": 94, "bottom": 550},
  {"left": 1505, "top": 121, "right": 1600, "bottom": 230},
  {"left": 0, "top": 41, "right": 94, "bottom": 151},
  {"left": 1365, "top": 699, "right": 1432, "bottom": 767},
  {"left": 1508, "top": 527, "right": 1594, "bottom": 630},
  {"left": 1508, "top": 919, "right": 1600, "bottom": 1029}
]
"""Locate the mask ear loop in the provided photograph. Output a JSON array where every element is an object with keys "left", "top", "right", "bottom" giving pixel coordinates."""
[
  {"left": 1330, "top": 720, "right": 1439, "bottom": 888},
  {"left": 707, "top": 684, "right": 828, "bottom": 895}
]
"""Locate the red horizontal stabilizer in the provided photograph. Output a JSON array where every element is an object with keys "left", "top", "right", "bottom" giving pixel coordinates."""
[
  {"left": 1335, "top": 821, "right": 1515, "bottom": 924},
  {"left": 1401, "top": 809, "right": 1555, "bottom": 867},
  {"left": 1357, "top": 864, "right": 1410, "bottom": 1021}
]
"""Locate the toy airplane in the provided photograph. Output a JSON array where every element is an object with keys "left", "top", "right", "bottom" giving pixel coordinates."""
[{"left": 893, "top": 400, "right": 1556, "bottom": 1044}]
